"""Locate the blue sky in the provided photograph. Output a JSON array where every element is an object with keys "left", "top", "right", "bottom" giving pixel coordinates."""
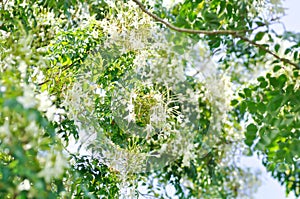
[
  {"left": 282, "top": 0, "right": 300, "bottom": 32},
  {"left": 250, "top": 1, "right": 300, "bottom": 198}
]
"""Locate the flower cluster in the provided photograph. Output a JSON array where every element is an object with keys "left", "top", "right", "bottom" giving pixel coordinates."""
[{"left": 99, "top": 0, "right": 157, "bottom": 52}]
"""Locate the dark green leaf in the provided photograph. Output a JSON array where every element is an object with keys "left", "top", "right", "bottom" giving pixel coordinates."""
[
  {"left": 231, "top": 99, "right": 239, "bottom": 106},
  {"left": 246, "top": 123, "right": 258, "bottom": 137},
  {"left": 273, "top": 65, "right": 282, "bottom": 72},
  {"left": 274, "top": 44, "right": 280, "bottom": 53},
  {"left": 243, "top": 88, "right": 252, "bottom": 97},
  {"left": 267, "top": 95, "right": 283, "bottom": 111},
  {"left": 254, "top": 32, "right": 265, "bottom": 41}
]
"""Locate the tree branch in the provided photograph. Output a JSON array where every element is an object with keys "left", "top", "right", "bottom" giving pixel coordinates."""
[
  {"left": 132, "top": 0, "right": 242, "bottom": 36},
  {"left": 132, "top": 0, "right": 299, "bottom": 69},
  {"left": 38, "top": 60, "right": 77, "bottom": 86},
  {"left": 236, "top": 34, "right": 298, "bottom": 68}
]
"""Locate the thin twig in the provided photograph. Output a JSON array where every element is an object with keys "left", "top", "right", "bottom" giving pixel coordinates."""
[
  {"left": 38, "top": 61, "right": 76, "bottom": 86},
  {"left": 132, "top": 0, "right": 242, "bottom": 36},
  {"left": 132, "top": 0, "right": 299, "bottom": 69},
  {"left": 137, "top": 190, "right": 157, "bottom": 198},
  {"left": 236, "top": 34, "right": 298, "bottom": 68},
  {"left": 1, "top": 0, "right": 8, "bottom": 8}
]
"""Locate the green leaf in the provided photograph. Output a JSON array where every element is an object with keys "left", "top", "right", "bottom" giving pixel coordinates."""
[
  {"left": 267, "top": 95, "right": 283, "bottom": 112},
  {"left": 258, "top": 47, "right": 267, "bottom": 56},
  {"left": 243, "top": 88, "right": 252, "bottom": 97},
  {"left": 246, "top": 101, "right": 257, "bottom": 113},
  {"left": 254, "top": 142, "right": 265, "bottom": 151},
  {"left": 245, "top": 138, "right": 254, "bottom": 146},
  {"left": 294, "top": 70, "right": 299, "bottom": 78},
  {"left": 257, "top": 102, "right": 266, "bottom": 114},
  {"left": 254, "top": 32, "right": 265, "bottom": 41},
  {"left": 255, "top": 21, "right": 265, "bottom": 27},
  {"left": 257, "top": 76, "right": 265, "bottom": 82},
  {"left": 274, "top": 43, "right": 280, "bottom": 53},
  {"left": 226, "top": 4, "right": 232, "bottom": 16},
  {"left": 231, "top": 99, "right": 239, "bottom": 106},
  {"left": 284, "top": 48, "right": 291, "bottom": 55},
  {"left": 245, "top": 123, "right": 258, "bottom": 146},
  {"left": 259, "top": 80, "right": 268, "bottom": 88},
  {"left": 293, "top": 51, "right": 298, "bottom": 60},
  {"left": 238, "top": 92, "right": 245, "bottom": 98},
  {"left": 277, "top": 74, "right": 287, "bottom": 88},
  {"left": 239, "top": 101, "right": 247, "bottom": 114},
  {"left": 246, "top": 123, "right": 258, "bottom": 137},
  {"left": 269, "top": 77, "right": 279, "bottom": 88},
  {"left": 273, "top": 65, "right": 281, "bottom": 72}
]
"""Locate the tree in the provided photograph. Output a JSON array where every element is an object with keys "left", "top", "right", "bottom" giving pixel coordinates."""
[{"left": 0, "top": 0, "right": 299, "bottom": 198}]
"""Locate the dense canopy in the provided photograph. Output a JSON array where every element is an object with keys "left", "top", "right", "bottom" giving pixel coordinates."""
[{"left": 0, "top": 0, "right": 299, "bottom": 198}]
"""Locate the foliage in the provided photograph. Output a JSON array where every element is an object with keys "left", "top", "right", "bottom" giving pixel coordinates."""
[
  {"left": 237, "top": 65, "right": 300, "bottom": 196},
  {"left": 0, "top": 0, "right": 299, "bottom": 198}
]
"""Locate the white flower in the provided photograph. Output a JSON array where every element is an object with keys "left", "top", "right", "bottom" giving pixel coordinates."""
[
  {"left": 144, "top": 123, "right": 155, "bottom": 137},
  {"left": 45, "top": 106, "right": 57, "bottom": 121},
  {"left": 0, "top": 119, "right": 11, "bottom": 143},
  {"left": 126, "top": 103, "right": 135, "bottom": 112},
  {"left": 19, "top": 1, "right": 27, "bottom": 8},
  {"left": 147, "top": 0, "right": 156, "bottom": 7},
  {"left": 159, "top": 143, "right": 168, "bottom": 153},
  {"left": 36, "top": 91, "right": 52, "bottom": 112},
  {"left": 177, "top": 114, "right": 184, "bottom": 123},
  {"left": 0, "top": 86, "right": 6, "bottom": 92},
  {"left": 95, "top": 88, "right": 106, "bottom": 97},
  {"left": 18, "top": 179, "right": 31, "bottom": 191},
  {"left": 36, "top": 91, "right": 65, "bottom": 121},
  {"left": 38, "top": 152, "right": 68, "bottom": 183},
  {"left": 130, "top": 92, "right": 137, "bottom": 100},
  {"left": 180, "top": 176, "right": 194, "bottom": 189},
  {"left": 150, "top": 105, "right": 167, "bottom": 124},
  {"left": 0, "top": 30, "right": 10, "bottom": 39},
  {"left": 182, "top": 143, "right": 194, "bottom": 167},
  {"left": 125, "top": 112, "right": 136, "bottom": 123},
  {"left": 19, "top": 61, "right": 27, "bottom": 78},
  {"left": 162, "top": 0, "right": 185, "bottom": 9},
  {"left": 25, "top": 121, "right": 39, "bottom": 137},
  {"left": 17, "top": 84, "right": 36, "bottom": 109},
  {"left": 36, "top": 70, "right": 45, "bottom": 83},
  {"left": 91, "top": 30, "right": 99, "bottom": 39},
  {"left": 153, "top": 93, "right": 162, "bottom": 101}
]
